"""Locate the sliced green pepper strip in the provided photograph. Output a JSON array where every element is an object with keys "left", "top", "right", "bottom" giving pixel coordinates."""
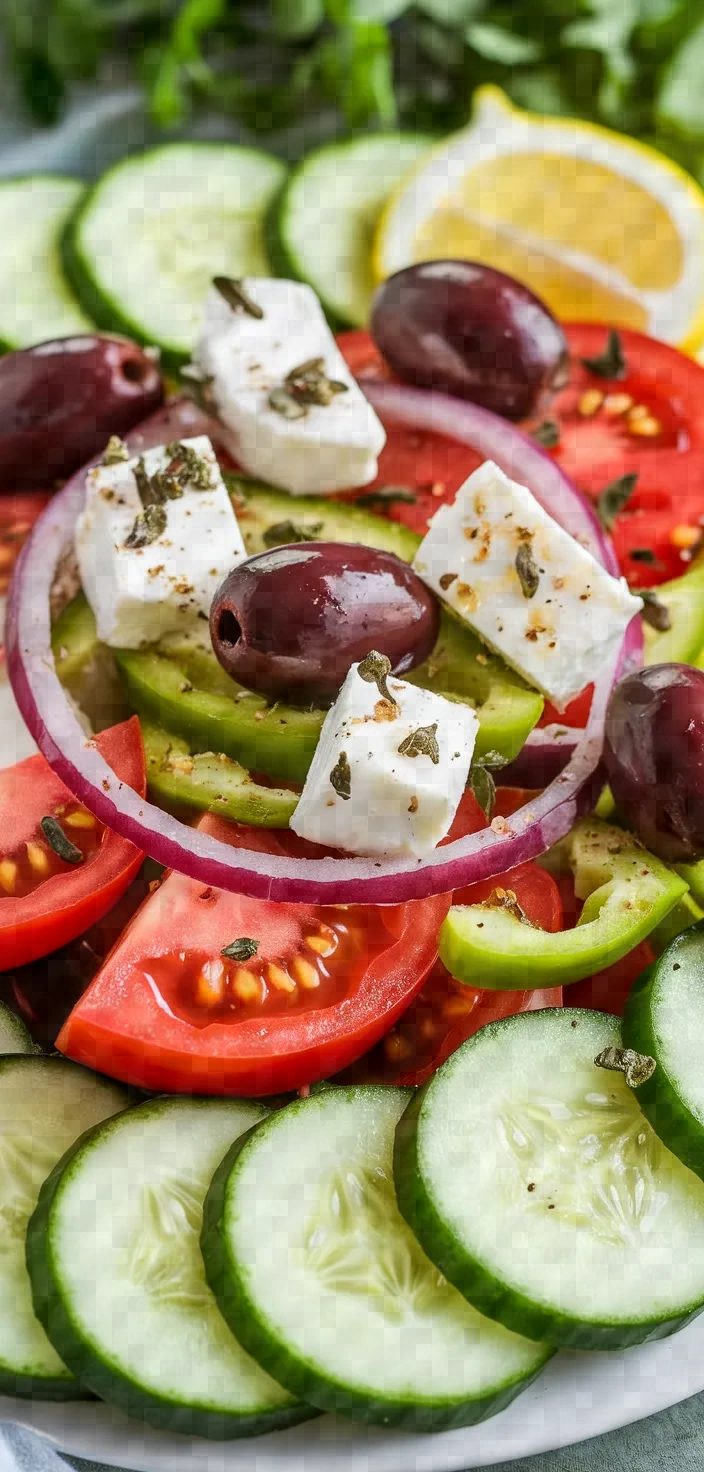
[
  {"left": 142, "top": 722, "right": 298, "bottom": 827},
  {"left": 118, "top": 652, "right": 323, "bottom": 785},
  {"left": 643, "top": 556, "right": 704, "bottom": 667},
  {"left": 439, "top": 819, "right": 689, "bottom": 991}
]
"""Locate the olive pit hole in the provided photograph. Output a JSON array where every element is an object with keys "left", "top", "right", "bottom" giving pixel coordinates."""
[
  {"left": 121, "top": 358, "right": 147, "bottom": 383},
  {"left": 218, "top": 609, "right": 241, "bottom": 646}
]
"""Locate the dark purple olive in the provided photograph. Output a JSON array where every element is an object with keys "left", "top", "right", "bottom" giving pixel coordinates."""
[
  {"left": 371, "top": 261, "right": 569, "bottom": 421},
  {"left": 604, "top": 663, "right": 704, "bottom": 862},
  {"left": 210, "top": 542, "right": 440, "bottom": 705},
  {"left": 0, "top": 335, "right": 164, "bottom": 490}
]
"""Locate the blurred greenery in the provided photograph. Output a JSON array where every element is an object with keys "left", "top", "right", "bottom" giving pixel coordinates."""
[{"left": 2, "top": 0, "right": 703, "bottom": 179}]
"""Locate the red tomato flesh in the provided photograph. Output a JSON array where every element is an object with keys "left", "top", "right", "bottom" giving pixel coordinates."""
[
  {"left": 0, "top": 717, "right": 145, "bottom": 970},
  {"left": 57, "top": 812, "right": 451, "bottom": 1096},
  {"left": 341, "top": 786, "right": 563, "bottom": 1087}
]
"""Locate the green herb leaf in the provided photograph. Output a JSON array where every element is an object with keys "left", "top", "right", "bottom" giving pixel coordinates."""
[
  {"left": 639, "top": 588, "right": 672, "bottom": 631},
  {"left": 515, "top": 539, "right": 541, "bottom": 598},
  {"left": 596, "top": 472, "right": 638, "bottom": 531},
  {"left": 330, "top": 751, "right": 352, "bottom": 800},
  {"left": 532, "top": 419, "right": 560, "bottom": 449},
  {"left": 357, "top": 650, "right": 396, "bottom": 705},
  {"left": 213, "top": 276, "right": 264, "bottom": 319},
  {"left": 221, "top": 937, "right": 259, "bottom": 961},
  {"left": 630, "top": 547, "right": 657, "bottom": 563},
  {"left": 469, "top": 763, "right": 496, "bottom": 818},
  {"left": 398, "top": 722, "right": 440, "bottom": 763},
  {"left": 594, "top": 1045, "right": 656, "bottom": 1089},
  {"left": 102, "top": 435, "right": 130, "bottom": 465},
  {"left": 263, "top": 519, "right": 324, "bottom": 548},
  {"left": 657, "top": 18, "right": 704, "bottom": 144},
  {"left": 581, "top": 329, "right": 627, "bottom": 380},
  {"left": 356, "top": 485, "right": 418, "bottom": 506},
  {"left": 466, "top": 21, "right": 542, "bottom": 64},
  {"left": 124, "top": 502, "right": 168, "bottom": 549},
  {"left": 40, "top": 815, "right": 84, "bottom": 865}
]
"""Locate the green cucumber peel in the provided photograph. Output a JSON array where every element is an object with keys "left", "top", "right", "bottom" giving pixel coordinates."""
[
  {"left": 142, "top": 721, "right": 299, "bottom": 827},
  {"left": 623, "top": 921, "right": 704, "bottom": 1182},
  {"left": 439, "top": 819, "right": 689, "bottom": 991}
]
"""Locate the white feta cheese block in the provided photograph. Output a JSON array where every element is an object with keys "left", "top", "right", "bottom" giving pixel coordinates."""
[
  {"left": 194, "top": 278, "right": 386, "bottom": 496},
  {"left": 413, "top": 460, "right": 643, "bottom": 710},
  {"left": 75, "top": 435, "right": 246, "bottom": 649},
  {"left": 290, "top": 663, "right": 478, "bottom": 858}
]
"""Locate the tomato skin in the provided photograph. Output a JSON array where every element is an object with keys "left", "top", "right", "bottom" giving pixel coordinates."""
[
  {"left": 550, "top": 325, "right": 704, "bottom": 589},
  {"left": 338, "top": 324, "right": 704, "bottom": 586},
  {"left": 0, "top": 494, "right": 51, "bottom": 597},
  {"left": 57, "top": 812, "right": 451, "bottom": 1096},
  {"left": 0, "top": 717, "right": 145, "bottom": 971}
]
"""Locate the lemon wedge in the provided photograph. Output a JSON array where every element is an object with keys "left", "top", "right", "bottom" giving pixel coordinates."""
[{"left": 374, "top": 86, "right": 704, "bottom": 351}]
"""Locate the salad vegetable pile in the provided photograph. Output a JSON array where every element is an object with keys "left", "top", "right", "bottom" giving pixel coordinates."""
[{"left": 4, "top": 123, "right": 704, "bottom": 1445}]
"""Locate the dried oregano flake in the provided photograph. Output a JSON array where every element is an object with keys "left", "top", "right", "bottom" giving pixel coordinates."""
[
  {"left": 102, "top": 434, "right": 129, "bottom": 465},
  {"left": 40, "top": 815, "right": 84, "bottom": 864},
  {"left": 221, "top": 937, "right": 260, "bottom": 961},
  {"left": 515, "top": 539, "right": 540, "bottom": 599},
  {"left": 124, "top": 502, "right": 167, "bottom": 548},
  {"left": 213, "top": 275, "right": 264, "bottom": 319},
  {"left": 263, "top": 519, "right": 323, "bottom": 548},
  {"left": 330, "top": 751, "right": 352, "bottom": 801},
  {"left": 357, "top": 651, "right": 396, "bottom": 707},
  {"left": 581, "top": 329, "right": 627, "bottom": 380},
  {"left": 594, "top": 1045, "right": 656, "bottom": 1089},
  {"left": 398, "top": 723, "right": 440, "bottom": 764}
]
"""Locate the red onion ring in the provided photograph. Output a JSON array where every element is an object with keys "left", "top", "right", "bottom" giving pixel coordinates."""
[{"left": 8, "top": 394, "right": 635, "bottom": 904}]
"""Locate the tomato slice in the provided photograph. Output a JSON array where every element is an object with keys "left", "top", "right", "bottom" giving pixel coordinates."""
[
  {"left": 336, "top": 329, "right": 484, "bottom": 537},
  {"left": 0, "top": 493, "right": 51, "bottom": 599},
  {"left": 56, "top": 812, "right": 451, "bottom": 1096},
  {"left": 0, "top": 717, "right": 145, "bottom": 970},
  {"left": 341, "top": 786, "right": 563, "bottom": 1088},
  {"left": 338, "top": 324, "right": 704, "bottom": 588},
  {"left": 540, "top": 324, "right": 704, "bottom": 589}
]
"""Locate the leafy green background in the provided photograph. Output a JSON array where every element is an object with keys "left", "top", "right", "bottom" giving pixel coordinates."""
[{"left": 2, "top": 0, "right": 704, "bottom": 177}]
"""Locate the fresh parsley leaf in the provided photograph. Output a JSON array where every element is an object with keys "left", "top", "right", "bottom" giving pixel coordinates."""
[{"left": 657, "top": 18, "right": 704, "bottom": 143}]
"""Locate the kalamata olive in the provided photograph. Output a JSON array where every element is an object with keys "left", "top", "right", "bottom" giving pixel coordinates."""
[
  {"left": 371, "top": 261, "right": 569, "bottom": 420},
  {"left": 210, "top": 542, "right": 440, "bottom": 705},
  {"left": 0, "top": 335, "right": 164, "bottom": 490},
  {"left": 604, "top": 663, "right": 704, "bottom": 862}
]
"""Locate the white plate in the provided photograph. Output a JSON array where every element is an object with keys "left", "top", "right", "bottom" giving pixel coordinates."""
[
  {"left": 1, "top": 1316, "right": 703, "bottom": 1472},
  {"left": 2, "top": 87, "right": 703, "bottom": 1472}
]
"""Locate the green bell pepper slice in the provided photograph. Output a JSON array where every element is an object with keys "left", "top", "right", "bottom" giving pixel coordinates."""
[
  {"left": 439, "top": 819, "right": 689, "bottom": 990},
  {"left": 142, "top": 722, "right": 299, "bottom": 827},
  {"left": 643, "top": 555, "right": 704, "bottom": 667}
]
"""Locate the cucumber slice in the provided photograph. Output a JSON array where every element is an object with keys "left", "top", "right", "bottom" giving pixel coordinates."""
[
  {"left": 63, "top": 145, "right": 286, "bottom": 368},
  {"left": 395, "top": 1008, "right": 704, "bottom": 1352},
  {"left": 623, "top": 922, "right": 704, "bottom": 1180},
  {"left": 643, "top": 559, "right": 704, "bottom": 667},
  {"left": 0, "top": 176, "right": 90, "bottom": 350},
  {"left": 27, "top": 1095, "right": 312, "bottom": 1438},
  {"left": 0, "top": 1001, "right": 35, "bottom": 1054},
  {"left": 202, "top": 1086, "right": 550, "bottom": 1431},
  {"left": 0, "top": 1056, "right": 124, "bottom": 1399},
  {"left": 267, "top": 133, "right": 432, "bottom": 328}
]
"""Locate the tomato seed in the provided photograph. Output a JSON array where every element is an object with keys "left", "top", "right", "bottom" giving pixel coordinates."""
[
  {"left": 233, "top": 968, "right": 262, "bottom": 1003},
  {"left": 26, "top": 841, "right": 50, "bottom": 876},
  {"left": 63, "top": 809, "right": 97, "bottom": 830},
  {"left": 0, "top": 859, "right": 17, "bottom": 893},
  {"left": 267, "top": 963, "right": 296, "bottom": 994},
  {"left": 292, "top": 957, "right": 320, "bottom": 990},
  {"left": 578, "top": 389, "right": 603, "bottom": 417},
  {"left": 671, "top": 524, "right": 701, "bottom": 550},
  {"left": 603, "top": 393, "right": 633, "bottom": 417}
]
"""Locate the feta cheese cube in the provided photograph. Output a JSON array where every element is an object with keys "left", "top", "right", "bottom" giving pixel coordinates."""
[
  {"left": 194, "top": 279, "right": 386, "bottom": 496},
  {"left": 290, "top": 663, "right": 478, "bottom": 857},
  {"left": 75, "top": 435, "right": 246, "bottom": 649},
  {"left": 413, "top": 461, "right": 643, "bottom": 709}
]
